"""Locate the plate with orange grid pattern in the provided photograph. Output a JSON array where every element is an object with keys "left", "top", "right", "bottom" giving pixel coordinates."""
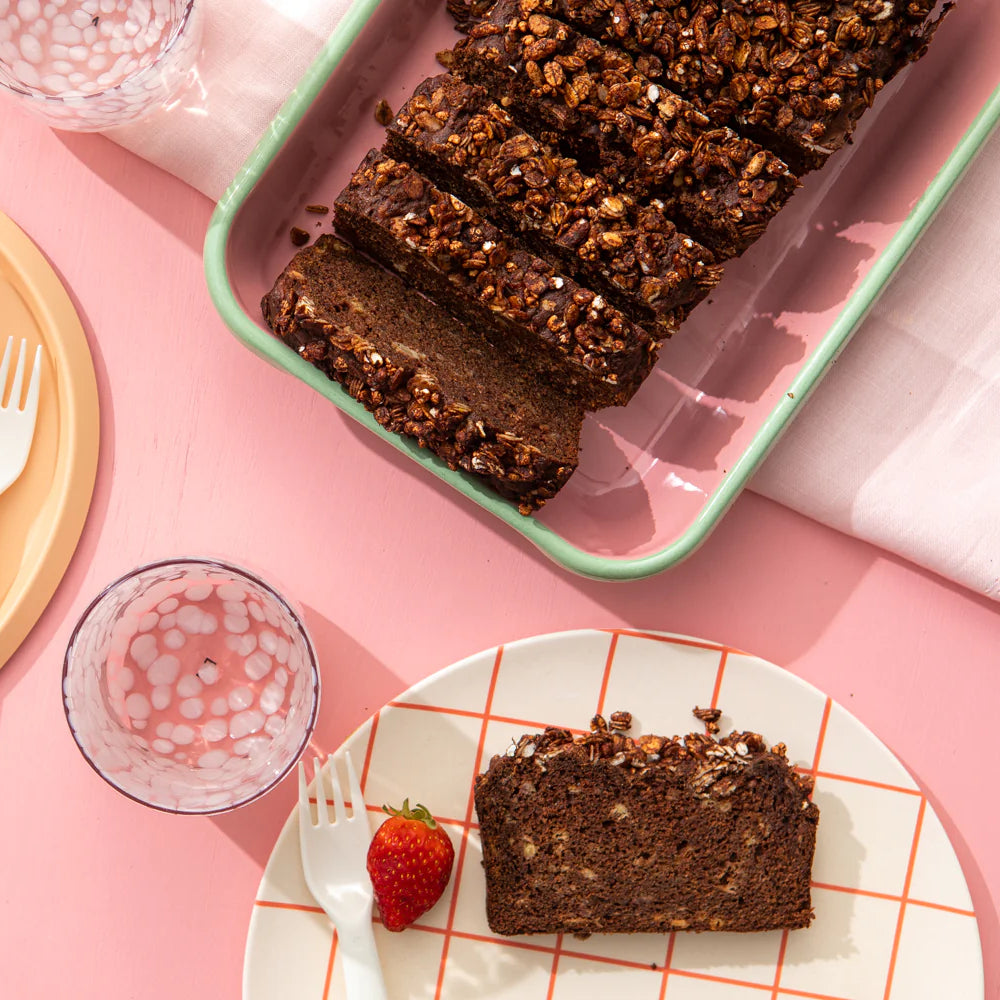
[{"left": 243, "top": 629, "right": 983, "bottom": 1000}]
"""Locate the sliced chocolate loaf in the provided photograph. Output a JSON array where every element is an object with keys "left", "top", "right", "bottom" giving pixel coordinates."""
[
  {"left": 451, "top": 0, "right": 951, "bottom": 174},
  {"left": 334, "top": 150, "right": 667, "bottom": 408},
  {"left": 385, "top": 73, "right": 724, "bottom": 335},
  {"left": 261, "top": 235, "right": 585, "bottom": 513},
  {"left": 451, "top": 0, "right": 799, "bottom": 256},
  {"left": 474, "top": 710, "right": 820, "bottom": 935}
]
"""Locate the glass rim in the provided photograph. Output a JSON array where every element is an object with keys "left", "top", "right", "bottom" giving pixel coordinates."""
[
  {"left": 0, "top": 0, "right": 199, "bottom": 108},
  {"left": 61, "top": 555, "right": 322, "bottom": 816}
]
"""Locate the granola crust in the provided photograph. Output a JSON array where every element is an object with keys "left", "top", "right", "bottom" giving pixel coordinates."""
[
  {"left": 474, "top": 710, "right": 819, "bottom": 935},
  {"left": 446, "top": 0, "right": 496, "bottom": 31},
  {"left": 385, "top": 73, "right": 724, "bottom": 334},
  {"left": 261, "top": 235, "right": 584, "bottom": 514},
  {"left": 451, "top": 0, "right": 952, "bottom": 173},
  {"left": 451, "top": 0, "right": 799, "bottom": 256},
  {"left": 334, "top": 150, "right": 665, "bottom": 408}
]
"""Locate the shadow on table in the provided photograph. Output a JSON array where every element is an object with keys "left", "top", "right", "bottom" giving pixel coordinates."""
[
  {"left": 320, "top": 392, "right": 1000, "bottom": 672},
  {"left": 327, "top": 405, "right": 870, "bottom": 664},
  {"left": 209, "top": 604, "right": 405, "bottom": 869},
  {"left": 54, "top": 131, "right": 212, "bottom": 255}
]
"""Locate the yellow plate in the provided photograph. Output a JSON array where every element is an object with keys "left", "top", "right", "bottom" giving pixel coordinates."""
[{"left": 0, "top": 213, "right": 99, "bottom": 669}]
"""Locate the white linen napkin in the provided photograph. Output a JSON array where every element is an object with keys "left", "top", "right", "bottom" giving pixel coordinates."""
[
  {"left": 107, "top": 0, "right": 355, "bottom": 202},
  {"left": 751, "top": 124, "right": 1000, "bottom": 602},
  {"left": 107, "top": 1, "right": 1000, "bottom": 601}
]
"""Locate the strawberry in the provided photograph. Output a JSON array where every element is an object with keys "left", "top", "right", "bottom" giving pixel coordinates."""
[{"left": 366, "top": 799, "right": 456, "bottom": 932}]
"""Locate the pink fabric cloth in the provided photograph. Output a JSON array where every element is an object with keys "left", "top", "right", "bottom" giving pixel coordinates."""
[
  {"left": 108, "top": 1, "right": 355, "bottom": 202},
  {"left": 751, "top": 128, "right": 1000, "bottom": 601}
]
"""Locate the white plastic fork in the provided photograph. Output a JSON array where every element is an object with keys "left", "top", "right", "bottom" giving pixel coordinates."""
[
  {"left": 0, "top": 337, "right": 42, "bottom": 497},
  {"left": 298, "top": 752, "right": 389, "bottom": 1000}
]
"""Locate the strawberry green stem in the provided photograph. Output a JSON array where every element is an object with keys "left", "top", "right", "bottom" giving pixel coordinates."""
[{"left": 382, "top": 799, "right": 438, "bottom": 829}]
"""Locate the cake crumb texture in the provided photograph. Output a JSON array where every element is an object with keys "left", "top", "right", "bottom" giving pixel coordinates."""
[{"left": 474, "top": 710, "right": 820, "bottom": 935}]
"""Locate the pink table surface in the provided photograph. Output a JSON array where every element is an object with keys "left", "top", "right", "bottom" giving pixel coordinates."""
[{"left": 1, "top": 109, "right": 998, "bottom": 1000}]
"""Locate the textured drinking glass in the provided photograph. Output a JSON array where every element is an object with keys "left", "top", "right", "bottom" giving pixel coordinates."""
[
  {"left": 0, "top": 0, "right": 203, "bottom": 131},
  {"left": 63, "top": 558, "right": 321, "bottom": 814}
]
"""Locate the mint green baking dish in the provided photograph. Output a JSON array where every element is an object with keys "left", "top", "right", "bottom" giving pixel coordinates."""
[{"left": 205, "top": 0, "right": 1000, "bottom": 581}]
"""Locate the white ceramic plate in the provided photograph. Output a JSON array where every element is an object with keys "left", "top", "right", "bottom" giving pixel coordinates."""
[{"left": 243, "top": 629, "right": 983, "bottom": 1000}]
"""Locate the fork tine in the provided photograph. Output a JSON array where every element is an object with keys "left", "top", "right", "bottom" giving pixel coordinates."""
[
  {"left": 297, "top": 760, "right": 311, "bottom": 824},
  {"left": 23, "top": 344, "right": 41, "bottom": 416},
  {"left": 345, "top": 751, "right": 364, "bottom": 821},
  {"left": 0, "top": 337, "right": 12, "bottom": 403},
  {"left": 313, "top": 756, "right": 331, "bottom": 825},
  {"left": 330, "top": 755, "right": 347, "bottom": 821},
  {"left": 6, "top": 339, "right": 26, "bottom": 410}
]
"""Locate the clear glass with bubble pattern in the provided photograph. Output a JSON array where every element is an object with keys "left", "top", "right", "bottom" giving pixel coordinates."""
[
  {"left": 62, "top": 558, "right": 321, "bottom": 814},
  {"left": 0, "top": 0, "right": 203, "bottom": 131}
]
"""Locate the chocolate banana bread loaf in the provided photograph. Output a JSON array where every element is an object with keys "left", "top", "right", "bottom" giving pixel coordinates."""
[
  {"left": 261, "top": 235, "right": 585, "bottom": 513},
  {"left": 474, "top": 710, "right": 819, "bottom": 935},
  {"left": 334, "top": 150, "right": 667, "bottom": 407},
  {"left": 451, "top": 0, "right": 951, "bottom": 174},
  {"left": 451, "top": 0, "right": 799, "bottom": 256},
  {"left": 385, "top": 73, "right": 724, "bottom": 335}
]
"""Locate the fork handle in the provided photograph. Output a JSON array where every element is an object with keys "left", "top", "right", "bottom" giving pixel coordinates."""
[{"left": 337, "top": 914, "right": 390, "bottom": 1000}]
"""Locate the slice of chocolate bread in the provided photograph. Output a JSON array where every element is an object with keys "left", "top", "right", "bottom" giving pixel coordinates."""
[
  {"left": 451, "top": 0, "right": 952, "bottom": 174},
  {"left": 261, "top": 234, "right": 585, "bottom": 514},
  {"left": 385, "top": 73, "right": 724, "bottom": 335},
  {"left": 334, "top": 150, "right": 667, "bottom": 408},
  {"left": 451, "top": 0, "right": 799, "bottom": 256},
  {"left": 474, "top": 710, "right": 819, "bottom": 934}
]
